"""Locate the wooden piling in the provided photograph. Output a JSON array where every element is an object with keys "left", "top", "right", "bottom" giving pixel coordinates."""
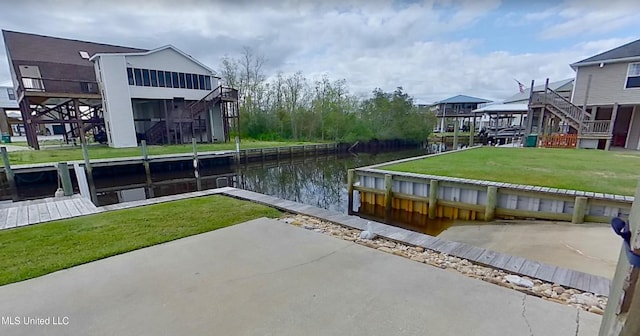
[
  {"left": 57, "top": 162, "right": 73, "bottom": 196},
  {"left": 485, "top": 186, "right": 498, "bottom": 221},
  {"left": 141, "top": 140, "right": 152, "bottom": 185},
  {"left": 428, "top": 180, "right": 438, "bottom": 219},
  {"left": 572, "top": 196, "right": 588, "bottom": 224},
  {"left": 81, "top": 142, "right": 96, "bottom": 202},
  {"left": 453, "top": 121, "right": 459, "bottom": 149},
  {"left": 384, "top": 174, "right": 393, "bottom": 223},
  {"left": 1, "top": 147, "right": 15, "bottom": 191},
  {"left": 347, "top": 169, "right": 355, "bottom": 215}
]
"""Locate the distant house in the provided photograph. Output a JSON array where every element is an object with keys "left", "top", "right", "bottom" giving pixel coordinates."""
[
  {"left": 2, "top": 30, "right": 238, "bottom": 149},
  {"left": 0, "top": 85, "right": 19, "bottom": 135},
  {"left": 569, "top": 39, "right": 640, "bottom": 150},
  {"left": 522, "top": 39, "right": 640, "bottom": 150},
  {"left": 431, "top": 95, "right": 492, "bottom": 131},
  {"left": 472, "top": 79, "right": 574, "bottom": 131}
]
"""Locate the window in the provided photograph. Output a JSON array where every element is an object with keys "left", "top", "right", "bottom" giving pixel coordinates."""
[
  {"left": 127, "top": 68, "right": 135, "bottom": 85},
  {"left": 172, "top": 72, "right": 179, "bottom": 89},
  {"left": 185, "top": 73, "right": 193, "bottom": 89},
  {"left": 192, "top": 74, "right": 199, "bottom": 90},
  {"left": 166, "top": 72, "right": 173, "bottom": 88},
  {"left": 198, "top": 75, "right": 205, "bottom": 90},
  {"left": 6, "top": 88, "right": 15, "bottom": 100},
  {"left": 626, "top": 63, "right": 640, "bottom": 89},
  {"left": 134, "top": 68, "right": 142, "bottom": 86},
  {"left": 204, "top": 76, "right": 212, "bottom": 90},
  {"left": 158, "top": 70, "right": 165, "bottom": 87},
  {"left": 150, "top": 70, "right": 158, "bottom": 87},
  {"left": 79, "top": 51, "right": 90, "bottom": 59},
  {"left": 179, "top": 73, "right": 186, "bottom": 88},
  {"left": 142, "top": 69, "right": 151, "bottom": 86}
]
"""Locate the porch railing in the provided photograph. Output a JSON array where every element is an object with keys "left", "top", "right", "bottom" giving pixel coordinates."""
[{"left": 581, "top": 120, "right": 611, "bottom": 135}]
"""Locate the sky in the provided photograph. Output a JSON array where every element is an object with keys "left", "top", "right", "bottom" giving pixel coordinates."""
[{"left": 0, "top": 0, "right": 638, "bottom": 104}]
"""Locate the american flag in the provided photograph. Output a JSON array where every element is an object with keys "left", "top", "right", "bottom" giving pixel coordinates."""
[{"left": 514, "top": 79, "right": 525, "bottom": 93}]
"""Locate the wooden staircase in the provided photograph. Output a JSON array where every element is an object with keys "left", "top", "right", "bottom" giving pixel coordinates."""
[
  {"left": 186, "top": 85, "right": 239, "bottom": 142},
  {"left": 145, "top": 120, "right": 167, "bottom": 145},
  {"left": 529, "top": 88, "right": 611, "bottom": 138}
]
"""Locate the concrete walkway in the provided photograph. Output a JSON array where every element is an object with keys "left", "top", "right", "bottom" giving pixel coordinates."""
[{"left": 0, "top": 218, "right": 599, "bottom": 335}]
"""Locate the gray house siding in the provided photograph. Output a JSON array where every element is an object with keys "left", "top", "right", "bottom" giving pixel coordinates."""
[{"left": 572, "top": 62, "right": 640, "bottom": 106}]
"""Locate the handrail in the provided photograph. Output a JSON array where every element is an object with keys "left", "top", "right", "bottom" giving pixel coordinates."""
[{"left": 530, "top": 88, "right": 590, "bottom": 127}]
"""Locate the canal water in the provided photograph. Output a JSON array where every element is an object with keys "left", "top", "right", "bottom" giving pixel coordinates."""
[{"left": 5, "top": 148, "right": 453, "bottom": 234}]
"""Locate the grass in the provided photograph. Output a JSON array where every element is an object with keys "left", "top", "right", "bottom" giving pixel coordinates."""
[
  {"left": 3, "top": 140, "right": 317, "bottom": 166},
  {"left": 0, "top": 195, "right": 281, "bottom": 286},
  {"left": 382, "top": 147, "right": 640, "bottom": 196}
]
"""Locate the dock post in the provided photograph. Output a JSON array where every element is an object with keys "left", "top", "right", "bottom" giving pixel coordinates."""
[
  {"left": 192, "top": 138, "right": 201, "bottom": 190},
  {"left": 453, "top": 121, "right": 459, "bottom": 149},
  {"left": 347, "top": 169, "right": 355, "bottom": 215},
  {"left": 384, "top": 174, "right": 393, "bottom": 223},
  {"left": 428, "top": 180, "right": 438, "bottom": 219},
  {"left": 81, "top": 142, "right": 97, "bottom": 203},
  {"left": 57, "top": 162, "right": 73, "bottom": 196},
  {"left": 141, "top": 140, "right": 152, "bottom": 185},
  {"left": 485, "top": 186, "right": 498, "bottom": 221},
  {"left": 276, "top": 147, "right": 280, "bottom": 161},
  {"left": 1, "top": 147, "right": 16, "bottom": 192},
  {"left": 261, "top": 148, "right": 265, "bottom": 161},
  {"left": 572, "top": 196, "right": 588, "bottom": 224},
  {"left": 470, "top": 116, "right": 475, "bottom": 146}
]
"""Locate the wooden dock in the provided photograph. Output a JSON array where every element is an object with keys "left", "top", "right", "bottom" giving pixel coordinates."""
[{"left": 0, "top": 195, "right": 99, "bottom": 230}]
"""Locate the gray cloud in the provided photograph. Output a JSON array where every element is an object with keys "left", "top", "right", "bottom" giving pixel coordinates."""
[{"left": 0, "top": 0, "right": 637, "bottom": 104}]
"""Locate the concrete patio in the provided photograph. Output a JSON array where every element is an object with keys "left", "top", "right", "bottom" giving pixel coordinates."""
[{"left": 0, "top": 218, "right": 600, "bottom": 335}]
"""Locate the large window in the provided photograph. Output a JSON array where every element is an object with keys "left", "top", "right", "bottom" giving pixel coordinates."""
[
  {"left": 178, "top": 73, "right": 186, "bottom": 88},
  {"left": 134, "top": 69, "right": 142, "bottom": 86},
  {"left": 165, "top": 72, "right": 173, "bottom": 88},
  {"left": 141, "top": 69, "right": 151, "bottom": 86},
  {"left": 626, "top": 63, "right": 640, "bottom": 89},
  {"left": 158, "top": 70, "right": 165, "bottom": 87},
  {"left": 127, "top": 68, "right": 135, "bottom": 85},
  {"left": 126, "top": 67, "right": 213, "bottom": 91},
  {"left": 185, "top": 73, "right": 193, "bottom": 89},
  {"left": 150, "top": 70, "right": 158, "bottom": 87},
  {"left": 198, "top": 75, "right": 205, "bottom": 90}
]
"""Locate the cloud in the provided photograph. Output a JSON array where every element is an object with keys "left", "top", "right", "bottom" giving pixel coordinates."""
[
  {"left": 0, "top": 0, "right": 636, "bottom": 104},
  {"left": 538, "top": 0, "right": 640, "bottom": 39}
]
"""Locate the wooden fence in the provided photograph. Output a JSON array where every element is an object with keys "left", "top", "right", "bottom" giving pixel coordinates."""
[{"left": 539, "top": 134, "right": 578, "bottom": 148}]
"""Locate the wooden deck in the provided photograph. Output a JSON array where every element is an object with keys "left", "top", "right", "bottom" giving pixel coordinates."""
[
  {"left": 0, "top": 195, "right": 99, "bottom": 230},
  {"left": 219, "top": 188, "right": 612, "bottom": 296}
]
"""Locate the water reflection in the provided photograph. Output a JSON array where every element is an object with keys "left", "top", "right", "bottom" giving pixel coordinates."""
[{"left": 91, "top": 149, "right": 425, "bottom": 211}]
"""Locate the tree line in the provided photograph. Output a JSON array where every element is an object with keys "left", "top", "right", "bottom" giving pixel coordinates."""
[{"left": 220, "top": 48, "right": 436, "bottom": 143}]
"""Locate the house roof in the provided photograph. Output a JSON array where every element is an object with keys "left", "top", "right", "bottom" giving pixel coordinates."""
[
  {"left": 90, "top": 45, "right": 216, "bottom": 75},
  {"left": 472, "top": 103, "right": 528, "bottom": 113},
  {"left": 571, "top": 38, "right": 640, "bottom": 68},
  {"left": 503, "top": 78, "right": 574, "bottom": 104},
  {"left": 433, "top": 95, "right": 492, "bottom": 105},
  {"left": 2, "top": 30, "right": 147, "bottom": 67}
]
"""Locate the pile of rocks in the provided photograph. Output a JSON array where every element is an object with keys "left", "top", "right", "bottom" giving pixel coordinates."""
[{"left": 280, "top": 214, "right": 608, "bottom": 315}]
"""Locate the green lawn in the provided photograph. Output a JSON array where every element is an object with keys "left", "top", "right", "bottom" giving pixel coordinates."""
[
  {"left": 3, "top": 140, "right": 317, "bottom": 166},
  {"left": 382, "top": 147, "right": 640, "bottom": 196},
  {"left": 0, "top": 195, "right": 281, "bottom": 286}
]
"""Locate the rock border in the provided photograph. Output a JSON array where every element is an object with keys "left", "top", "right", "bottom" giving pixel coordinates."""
[{"left": 280, "top": 214, "right": 607, "bottom": 315}]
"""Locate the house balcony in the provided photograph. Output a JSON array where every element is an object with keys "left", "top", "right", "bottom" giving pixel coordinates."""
[{"left": 18, "top": 77, "right": 101, "bottom": 104}]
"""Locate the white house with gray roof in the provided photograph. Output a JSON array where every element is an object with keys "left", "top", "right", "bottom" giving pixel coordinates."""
[{"left": 570, "top": 38, "right": 640, "bottom": 150}]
